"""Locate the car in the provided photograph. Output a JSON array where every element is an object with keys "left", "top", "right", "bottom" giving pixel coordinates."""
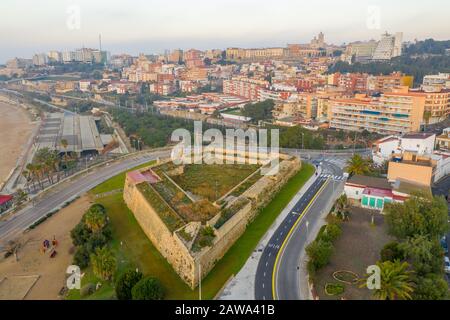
[
  {"left": 441, "top": 236, "right": 449, "bottom": 254},
  {"left": 444, "top": 257, "right": 450, "bottom": 274}
]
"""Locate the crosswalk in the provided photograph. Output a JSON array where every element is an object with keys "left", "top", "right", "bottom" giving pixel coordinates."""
[
  {"left": 325, "top": 158, "right": 347, "bottom": 169},
  {"left": 320, "top": 174, "right": 345, "bottom": 181}
]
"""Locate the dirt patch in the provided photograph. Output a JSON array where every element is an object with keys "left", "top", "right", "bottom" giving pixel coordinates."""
[
  {"left": 313, "top": 207, "right": 394, "bottom": 300},
  {"left": 0, "top": 195, "right": 92, "bottom": 300}
]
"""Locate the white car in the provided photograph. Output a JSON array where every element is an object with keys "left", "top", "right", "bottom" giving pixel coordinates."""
[{"left": 444, "top": 257, "right": 450, "bottom": 274}]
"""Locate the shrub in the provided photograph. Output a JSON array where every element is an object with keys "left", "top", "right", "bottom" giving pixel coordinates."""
[
  {"left": 325, "top": 283, "right": 345, "bottom": 296},
  {"left": 320, "top": 223, "right": 342, "bottom": 242},
  {"left": 380, "top": 242, "right": 405, "bottom": 262},
  {"left": 80, "top": 283, "right": 96, "bottom": 297},
  {"left": 115, "top": 269, "right": 143, "bottom": 300},
  {"left": 73, "top": 245, "right": 90, "bottom": 269},
  {"left": 90, "top": 247, "right": 116, "bottom": 281},
  {"left": 132, "top": 277, "right": 165, "bottom": 300},
  {"left": 85, "top": 232, "right": 109, "bottom": 253},
  {"left": 306, "top": 239, "right": 334, "bottom": 272}
]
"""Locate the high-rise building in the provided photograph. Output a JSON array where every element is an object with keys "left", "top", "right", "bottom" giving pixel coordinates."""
[
  {"left": 372, "top": 32, "right": 403, "bottom": 60},
  {"left": 32, "top": 53, "right": 48, "bottom": 66},
  {"left": 47, "top": 51, "right": 62, "bottom": 63}
]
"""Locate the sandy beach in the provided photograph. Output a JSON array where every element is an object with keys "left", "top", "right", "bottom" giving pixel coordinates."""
[{"left": 0, "top": 100, "right": 36, "bottom": 187}]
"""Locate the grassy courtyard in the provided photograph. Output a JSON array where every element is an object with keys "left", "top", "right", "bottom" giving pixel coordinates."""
[
  {"left": 68, "top": 160, "right": 314, "bottom": 300},
  {"left": 171, "top": 164, "right": 260, "bottom": 201}
]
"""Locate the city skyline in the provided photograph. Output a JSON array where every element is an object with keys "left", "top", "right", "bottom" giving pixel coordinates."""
[{"left": 1, "top": 0, "right": 450, "bottom": 63}]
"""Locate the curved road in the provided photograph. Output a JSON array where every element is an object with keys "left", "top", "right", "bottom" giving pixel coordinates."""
[
  {"left": 255, "top": 157, "right": 345, "bottom": 300},
  {"left": 0, "top": 149, "right": 170, "bottom": 247}
]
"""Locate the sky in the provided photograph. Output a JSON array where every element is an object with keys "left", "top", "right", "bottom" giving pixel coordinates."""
[{"left": 1, "top": 0, "right": 450, "bottom": 63}]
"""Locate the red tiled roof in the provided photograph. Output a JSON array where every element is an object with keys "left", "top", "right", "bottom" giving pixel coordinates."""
[
  {"left": 363, "top": 187, "right": 393, "bottom": 198},
  {"left": 0, "top": 195, "right": 13, "bottom": 206}
]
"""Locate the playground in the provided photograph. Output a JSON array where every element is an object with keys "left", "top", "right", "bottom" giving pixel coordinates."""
[{"left": 0, "top": 195, "right": 91, "bottom": 299}]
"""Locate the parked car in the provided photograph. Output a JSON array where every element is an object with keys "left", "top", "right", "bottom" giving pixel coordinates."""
[
  {"left": 441, "top": 236, "right": 448, "bottom": 254},
  {"left": 441, "top": 236, "right": 448, "bottom": 253},
  {"left": 445, "top": 257, "right": 450, "bottom": 274}
]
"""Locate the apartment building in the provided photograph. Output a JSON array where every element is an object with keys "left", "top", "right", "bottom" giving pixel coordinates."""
[
  {"left": 223, "top": 77, "right": 269, "bottom": 101},
  {"left": 225, "top": 47, "right": 285, "bottom": 61},
  {"left": 343, "top": 41, "right": 378, "bottom": 63},
  {"left": 273, "top": 93, "right": 318, "bottom": 120},
  {"left": 422, "top": 73, "right": 450, "bottom": 91},
  {"left": 367, "top": 72, "right": 414, "bottom": 92},
  {"left": 329, "top": 92, "right": 425, "bottom": 135},
  {"left": 388, "top": 151, "right": 436, "bottom": 186},
  {"left": 372, "top": 132, "right": 436, "bottom": 165},
  {"left": 436, "top": 128, "right": 450, "bottom": 151}
]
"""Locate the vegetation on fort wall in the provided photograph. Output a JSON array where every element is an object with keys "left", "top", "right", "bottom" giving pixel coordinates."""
[
  {"left": 136, "top": 182, "right": 184, "bottom": 232},
  {"left": 214, "top": 198, "right": 250, "bottom": 229}
]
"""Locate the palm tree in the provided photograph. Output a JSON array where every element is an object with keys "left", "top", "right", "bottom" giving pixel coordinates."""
[
  {"left": 84, "top": 207, "right": 107, "bottom": 232},
  {"left": 60, "top": 139, "right": 68, "bottom": 174},
  {"left": 423, "top": 110, "right": 432, "bottom": 131},
  {"left": 345, "top": 154, "right": 371, "bottom": 176},
  {"left": 362, "top": 260, "right": 414, "bottom": 300},
  {"left": 90, "top": 247, "right": 116, "bottom": 280}
]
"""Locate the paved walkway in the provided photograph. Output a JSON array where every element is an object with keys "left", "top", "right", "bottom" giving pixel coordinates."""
[{"left": 218, "top": 165, "right": 321, "bottom": 300}]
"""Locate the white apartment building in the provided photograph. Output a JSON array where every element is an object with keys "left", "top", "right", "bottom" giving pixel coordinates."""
[
  {"left": 422, "top": 73, "right": 450, "bottom": 91},
  {"left": 372, "top": 132, "right": 436, "bottom": 165},
  {"left": 372, "top": 32, "right": 403, "bottom": 60}
]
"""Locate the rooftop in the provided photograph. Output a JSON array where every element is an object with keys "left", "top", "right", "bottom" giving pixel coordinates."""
[
  {"left": 346, "top": 174, "right": 392, "bottom": 190},
  {"left": 0, "top": 195, "right": 13, "bottom": 206},
  {"left": 402, "top": 132, "right": 435, "bottom": 140}
]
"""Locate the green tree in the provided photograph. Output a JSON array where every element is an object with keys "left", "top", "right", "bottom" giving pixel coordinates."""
[
  {"left": 306, "top": 239, "right": 333, "bottom": 271},
  {"left": 345, "top": 154, "right": 371, "bottom": 176},
  {"left": 384, "top": 195, "right": 449, "bottom": 240},
  {"left": 90, "top": 247, "right": 116, "bottom": 280},
  {"left": 380, "top": 242, "right": 406, "bottom": 262},
  {"left": 14, "top": 189, "right": 28, "bottom": 206},
  {"left": 400, "top": 235, "right": 444, "bottom": 276},
  {"left": 365, "top": 260, "right": 414, "bottom": 300},
  {"left": 115, "top": 269, "right": 143, "bottom": 300},
  {"left": 242, "top": 99, "right": 275, "bottom": 122},
  {"left": 131, "top": 277, "right": 165, "bottom": 300},
  {"left": 70, "top": 221, "right": 92, "bottom": 246},
  {"left": 413, "top": 273, "right": 448, "bottom": 300}
]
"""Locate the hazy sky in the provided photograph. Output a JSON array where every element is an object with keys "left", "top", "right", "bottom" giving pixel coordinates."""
[{"left": 1, "top": 0, "right": 450, "bottom": 63}]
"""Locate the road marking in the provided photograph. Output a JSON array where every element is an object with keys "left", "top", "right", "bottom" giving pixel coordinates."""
[
  {"left": 262, "top": 283, "right": 265, "bottom": 289},
  {"left": 264, "top": 272, "right": 266, "bottom": 277},
  {"left": 272, "top": 178, "right": 331, "bottom": 300}
]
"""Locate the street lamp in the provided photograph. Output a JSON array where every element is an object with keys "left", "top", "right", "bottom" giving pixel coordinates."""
[{"left": 301, "top": 132, "right": 305, "bottom": 150}]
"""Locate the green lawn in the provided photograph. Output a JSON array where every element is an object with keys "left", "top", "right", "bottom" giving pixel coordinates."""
[
  {"left": 68, "top": 161, "right": 314, "bottom": 300},
  {"left": 171, "top": 164, "right": 259, "bottom": 201}
]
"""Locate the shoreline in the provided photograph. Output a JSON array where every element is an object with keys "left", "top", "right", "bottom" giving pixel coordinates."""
[{"left": 0, "top": 98, "right": 37, "bottom": 191}]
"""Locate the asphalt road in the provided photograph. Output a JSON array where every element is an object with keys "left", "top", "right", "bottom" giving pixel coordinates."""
[
  {"left": 0, "top": 150, "right": 170, "bottom": 247},
  {"left": 254, "top": 157, "right": 346, "bottom": 300}
]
